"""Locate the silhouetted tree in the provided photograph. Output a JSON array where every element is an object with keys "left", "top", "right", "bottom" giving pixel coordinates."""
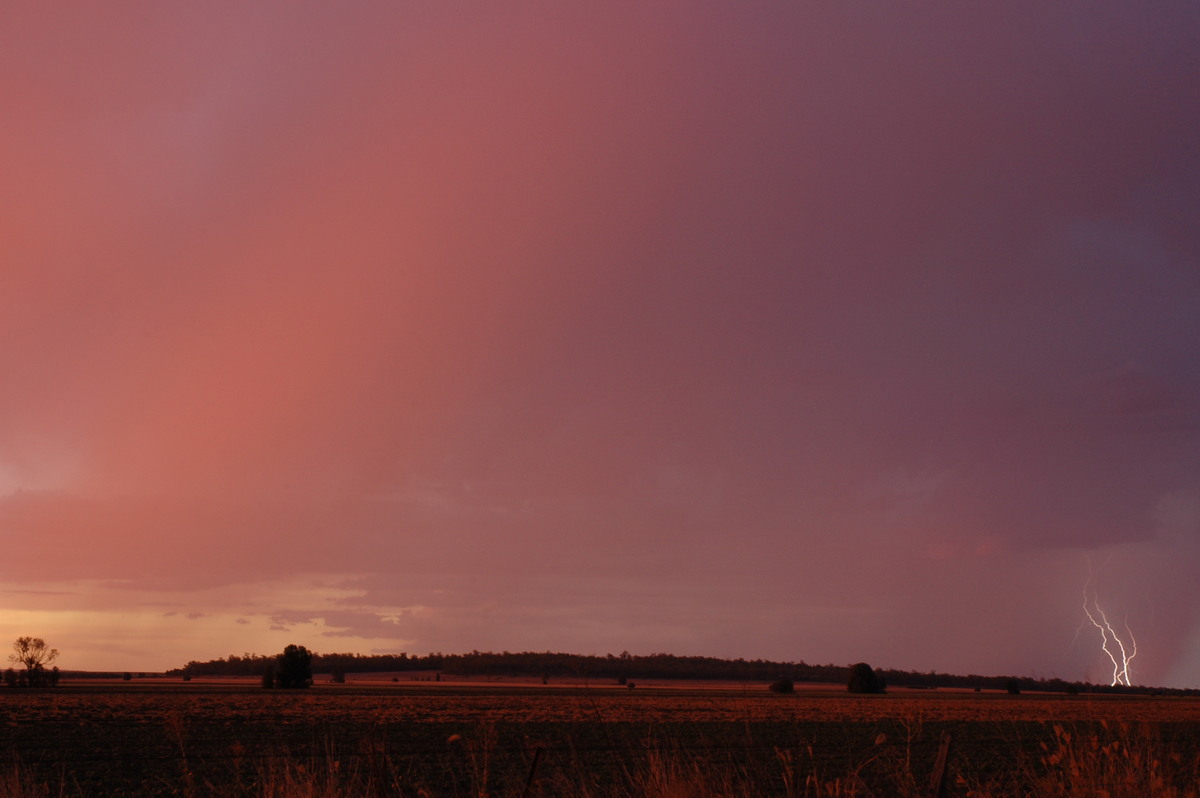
[
  {"left": 847, "top": 662, "right": 884, "bottom": 694},
  {"left": 9, "top": 637, "right": 59, "bottom": 688},
  {"left": 1005, "top": 678, "right": 1021, "bottom": 695},
  {"left": 262, "top": 664, "right": 276, "bottom": 689},
  {"left": 275, "top": 644, "right": 312, "bottom": 689}
]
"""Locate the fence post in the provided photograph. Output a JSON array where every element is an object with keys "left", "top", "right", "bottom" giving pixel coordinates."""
[
  {"left": 928, "top": 731, "right": 952, "bottom": 798},
  {"left": 521, "top": 746, "right": 543, "bottom": 798}
]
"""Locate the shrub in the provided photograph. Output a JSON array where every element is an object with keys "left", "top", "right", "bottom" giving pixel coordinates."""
[
  {"left": 275, "top": 645, "right": 312, "bottom": 689},
  {"left": 847, "top": 662, "right": 885, "bottom": 694},
  {"left": 769, "top": 678, "right": 794, "bottom": 694}
]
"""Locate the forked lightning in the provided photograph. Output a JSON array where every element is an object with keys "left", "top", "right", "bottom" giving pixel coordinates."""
[{"left": 1082, "top": 561, "right": 1137, "bottom": 687}]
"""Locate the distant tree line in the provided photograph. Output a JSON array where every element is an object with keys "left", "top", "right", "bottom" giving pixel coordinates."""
[
  {"left": 164, "top": 649, "right": 1198, "bottom": 696},
  {"left": 170, "top": 650, "right": 852, "bottom": 684},
  {"left": 869, "top": 667, "right": 1195, "bottom": 697}
]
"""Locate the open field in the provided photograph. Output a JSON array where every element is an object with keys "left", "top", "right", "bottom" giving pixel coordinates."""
[{"left": 2, "top": 681, "right": 1200, "bottom": 796}]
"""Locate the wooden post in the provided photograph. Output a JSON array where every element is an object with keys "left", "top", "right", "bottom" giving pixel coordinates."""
[
  {"left": 928, "top": 731, "right": 952, "bottom": 798},
  {"left": 521, "top": 746, "right": 543, "bottom": 798}
]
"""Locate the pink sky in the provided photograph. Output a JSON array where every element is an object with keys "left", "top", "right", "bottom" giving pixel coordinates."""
[{"left": 3, "top": 3, "right": 1200, "bottom": 685}]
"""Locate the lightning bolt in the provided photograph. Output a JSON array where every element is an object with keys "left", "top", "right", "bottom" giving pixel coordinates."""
[
  {"left": 1121, "top": 613, "right": 1138, "bottom": 683},
  {"left": 1082, "top": 558, "right": 1137, "bottom": 687}
]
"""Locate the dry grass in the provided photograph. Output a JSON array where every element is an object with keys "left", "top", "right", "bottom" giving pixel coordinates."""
[
  {"left": 216, "top": 722, "right": 1200, "bottom": 797},
  {"left": 3, "top": 686, "right": 1200, "bottom": 796},
  {"left": 961, "top": 721, "right": 1200, "bottom": 798},
  {"left": 3, "top": 729, "right": 1200, "bottom": 798}
]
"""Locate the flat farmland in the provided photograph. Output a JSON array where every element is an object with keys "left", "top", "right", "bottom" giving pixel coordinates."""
[{"left": 2, "top": 682, "right": 1200, "bottom": 796}]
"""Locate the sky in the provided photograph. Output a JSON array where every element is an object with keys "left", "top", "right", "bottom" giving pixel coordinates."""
[{"left": 2, "top": 3, "right": 1199, "bottom": 686}]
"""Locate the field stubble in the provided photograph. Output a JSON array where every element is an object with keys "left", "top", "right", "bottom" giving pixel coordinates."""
[{"left": 1, "top": 683, "right": 1199, "bottom": 796}]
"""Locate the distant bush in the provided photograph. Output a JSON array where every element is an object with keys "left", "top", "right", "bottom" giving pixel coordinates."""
[
  {"left": 847, "top": 663, "right": 885, "bottom": 694},
  {"left": 275, "top": 645, "right": 313, "bottom": 689},
  {"left": 769, "top": 678, "right": 794, "bottom": 694},
  {"left": 1005, "top": 678, "right": 1021, "bottom": 695}
]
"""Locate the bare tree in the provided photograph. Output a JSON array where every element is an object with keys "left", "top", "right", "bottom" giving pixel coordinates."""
[{"left": 9, "top": 637, "right": 59, "bottom": 687}]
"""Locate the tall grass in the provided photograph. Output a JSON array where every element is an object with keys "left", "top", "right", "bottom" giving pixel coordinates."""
[
  {"left": 235, "top": 722, "right": 1200, "bottom": 798},
  {"left": 4, "top": 718, "right": 1200, "bottom": 796},
  {"left": 962, "top": 721, "right": 1200, "bottom": 798}
]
